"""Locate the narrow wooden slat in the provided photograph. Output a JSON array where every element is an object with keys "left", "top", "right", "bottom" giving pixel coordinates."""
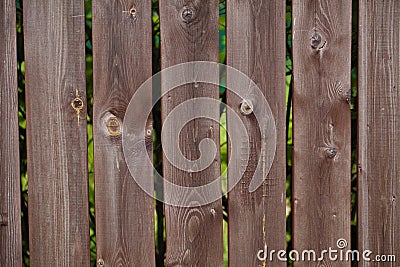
[
  {"left": 92, "top": 0, "right": 155, "bottom": 266},
  {"left": 24, "top": 1, "right": 90, "bottom": 266},
  {"left": 292, "top": 0, "right": 352, "bottom": 265},
  {"left": 226, "top": 1, "right": 287, "bottom": 266},
  {"left": 159, "top": 1, "right": 223, "bottom": 266},
  {"left": 358, "top": 1, "right": 400, "bottom": 265},
  {"left": 0, "top": 0, "right": 22, "bottom": 265}
]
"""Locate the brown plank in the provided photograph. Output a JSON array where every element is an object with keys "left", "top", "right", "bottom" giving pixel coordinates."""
[
  {"left": 24, "top": 1, "right": 90, "bottom": 266},
  {"left": 226, "top": 1, "right": 286, "bottom": 266},
  {"left": 358, "top": 1, "right": 400, "bottom": 265},
  {"left": 92, "top": 0, "right": 155, "bottom": 266},
  {"left": 0, "top": 0, "right": 22, "bottom": 265},
  {"left": 159, "top": 1, "right": 223, "bottom": 266},
  {"left": 292, "top": 0, "right": 352, "bottom": 265}
]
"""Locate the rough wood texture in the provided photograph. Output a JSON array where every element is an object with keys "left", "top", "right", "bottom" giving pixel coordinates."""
[
  {"left": 226, "top": 1, "right": 286, "bottom": 266},
  {"left": 24, "top": 1, "right": 90, "bottom": 266},
  {"left": 358, "top": 1, "right": 400, "bottom": 266},
  {"left": 92, "top": 0, "right": 155, "bottom": 266},
  {"left": 0, "top": 0, "right": 22, "bottom": 266},
  {"left": 159, "top": 1, "right": 223, "bottom": 266},
  {"left": 292, "top": 0, "right": 352, "bottom": 265}
]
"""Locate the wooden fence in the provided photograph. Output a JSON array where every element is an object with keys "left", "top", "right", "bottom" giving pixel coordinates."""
[{"left": 1, "top": 0, "right": 399, "bottom": 266}]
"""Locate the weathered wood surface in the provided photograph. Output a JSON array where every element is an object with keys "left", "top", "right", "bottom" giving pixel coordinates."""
[
  {"left": 0, "top": 0, "right": 22, "bottom": 266},
  {"left": 92, "top": 0, "right": 155, "bottom": 266},
  {"left": 159, "top": 1, "right": 223, "bottom": 266},
  {"left": 358, "top": 1, "right": 400, "bottom": 266},
  {"left": 292, "top": 0, "right": 352, "bottom": 265},
  {"left": 226, "top": 0, "right": 287, "bottom": 266},
  {"left": 24, "top": 1, "right": 90, "bottom": 266}
]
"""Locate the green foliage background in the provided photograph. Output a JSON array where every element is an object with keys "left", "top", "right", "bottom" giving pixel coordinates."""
[{"left": 14, "top": 0, "right": 359, "bottom": 266}]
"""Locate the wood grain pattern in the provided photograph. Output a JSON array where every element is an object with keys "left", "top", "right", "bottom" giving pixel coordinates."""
[
  {"left": 358, "top": 1, "right": 400, "bottom": 266},
  {"left": 0, "top": 0, "right": 22, "bottom": 266},
  {"left": 92, "top": 0, "right": 155, "bottom": 266},
  {"left": 292, "top": 0, "right": 352, "bottom": 265},
  {"left": 24, "top": 1, "right": 90, "bottom": 266},
  {"left": 159, "top": 1, "right": 223, "bottom": 266},
  {"left": 226, "top": 1, "right": 287, "bottom": 266}
]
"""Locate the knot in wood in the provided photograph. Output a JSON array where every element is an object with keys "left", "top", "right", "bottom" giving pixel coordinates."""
[
  {"left": 181, "top": 6, "right": 195, "bottom": 22},
  {"left": 106, "top": 117, "right": 121, "bottom": 136},
  {"left": 210, "top": 208, "right": 216, "bottom": 217},
  {"left": 71, "top": 89, "right": 84, "bottom": 124},
  {"left": 72, "top": 97, "right": 83, "bottom": 110},
  {"left": 129, "top": 6, "right": 137, "bottom": 16},
  {"left": 187, "top": 215, "right": 200, "bottom": 243},
  {"left": 325, "top": 147, "right": 337, "bottom": 159},
  {"left": 240, "top": 99, "right": 254, "bottom": 116},
  {"left": 311, "top": 32, "right": 322, "bottom": 49}
]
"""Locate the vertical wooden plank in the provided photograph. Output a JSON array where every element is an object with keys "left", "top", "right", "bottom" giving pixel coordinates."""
[
  {"left": 24, "top": 1, "right": 90, "bottom": 266},
  {"left": 0, "top": 0, "right": 22, "bottom": 265},
  {"left": 159, "top": 1, "right": 223, "bottom": 266},
  {"left": 92, "top": 0, "right": 155, "bottom": 266},
  {"left": 227, "top": 1, "right": 287, "bottom": 266},
  {"left": 358, "top": 1, "right": 400, "bottom": 265},
  {"left": 292, "top": 0, "right": 352, "bottom": 265}
]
